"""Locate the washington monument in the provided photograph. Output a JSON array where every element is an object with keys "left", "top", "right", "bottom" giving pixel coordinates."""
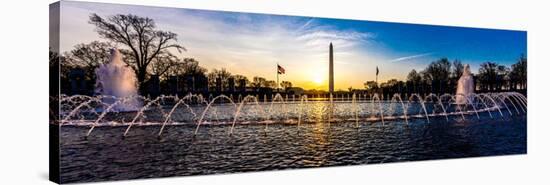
[{"left": 329, "top": 42, "right": 334, "bottom": 94}]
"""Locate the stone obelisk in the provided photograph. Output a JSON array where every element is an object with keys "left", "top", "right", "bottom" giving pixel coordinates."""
[{"left": 329, "top": 42, "right": 334, "bottom": 94}]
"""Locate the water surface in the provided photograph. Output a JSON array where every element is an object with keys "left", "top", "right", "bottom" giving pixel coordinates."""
[{"left": 59, "top": 115, "right": 526, "bottom": 183}]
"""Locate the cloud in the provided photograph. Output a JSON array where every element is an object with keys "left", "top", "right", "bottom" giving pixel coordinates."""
[
  {"left": 154, "top": 10, "right": 379, "bottom": 87},
  {"left": 60, "top": 2, "right": 384, "bottom": 90},
  {"left": 389, "top": 52, "right": 433, "bottom": 62}
]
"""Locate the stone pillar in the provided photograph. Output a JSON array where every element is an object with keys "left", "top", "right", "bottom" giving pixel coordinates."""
[
  {"left": 148, "top": 75, "right": 160, "bottom": 98},
  {"left": 216, "top": 77, "right": 222, "bottom": 92},
  {"left": 69, "top": 68, "right": 86, "bottom": 95},
  {"left": 168, "top": 76, "right": 178, "bottom": 95},
  {"left": 228, "top": 77, "right": 235, "bottom": 93},
  {"left": 238, "top": 79, "right": 246, "bottom": 93}
]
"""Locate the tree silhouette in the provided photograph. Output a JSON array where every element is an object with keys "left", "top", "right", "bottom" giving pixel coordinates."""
[
  {"left": 207, "top": 68, "right": 232, "bottom": 91},
  {"left": 265, "top": 80, "right": 277, "bottom": 89},
  {"left": 406, "top": 69, "right": 422, "bottom": 84},
  {"left": 406, "top": 69, "right": 422, "bottom": 93},
  {"left": 451, "top": 60, "right": 464, "bottom": 80},
  {"left": 497, "top": 65, "right": 510, "bottom": 90},
  {"left": 280, "top": 81, "right": 292, "bottom": 92},
  {"left": 510, "top": 54, "right": 527, "bottom": 90},
  {"left": 421, "top": 58, "right": 451, "bottom": 93},
  {"left": 478, "top": 62, "right": 505, "bottom": 91},
  {"left": 423, "top": 58, "right": 451, "bottom": 83},
  {"left": 232, "top": 75, "right": 249, "bottom": 85},
  {"left": 170, "top": 58, "right": 208, "bottom": 77},
  {"left": 52, "top": 48, "right": 74, "bottom": 94},
  {"left": 88, "top": 13, "right": 185, "bottom": 94},
  {"left": 252, "top": 76, "right": 266, "bottom": 91},
  {"left": 363, "top": 80, "right": 378, "bottom": 91},
  {"left": 232, "top": 74, "right": 249, "bottom": 92},
  {"left": 65, "top": 41, "right": 113, "bottom": 81},
  {"left": 148, "top": 51, "right": 182, "bottom": 79}
]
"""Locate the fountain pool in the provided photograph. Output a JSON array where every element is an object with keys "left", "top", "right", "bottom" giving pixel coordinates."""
[{"left": 55, "top": 92, "right": 527, "bottom": 183}]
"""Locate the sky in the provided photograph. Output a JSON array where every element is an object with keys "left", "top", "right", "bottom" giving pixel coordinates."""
[{"left": 58, "top": 1, "right": 527, "bottom": 91}]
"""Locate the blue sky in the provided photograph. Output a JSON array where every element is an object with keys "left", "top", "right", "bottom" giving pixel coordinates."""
[{"left": 59, "top": 1, "right": 526, "bottom": 90}]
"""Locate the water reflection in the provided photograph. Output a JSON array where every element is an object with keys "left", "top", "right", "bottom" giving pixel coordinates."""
[{"left": 59, "top": 114, "right": 526, "bottom": 183}]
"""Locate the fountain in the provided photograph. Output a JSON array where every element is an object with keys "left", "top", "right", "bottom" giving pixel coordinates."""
[
  {"left": 94, "top": 48, "right": 140, "bottom": 111},
  {"left": 57, "top": 91, "right": 528, "bottom": 183},
  {"left": 58, "top": 89, "right": 527, "bottom": 137},
  {"left": 456, "top": 64, "right": 474, "bottom": 104}
]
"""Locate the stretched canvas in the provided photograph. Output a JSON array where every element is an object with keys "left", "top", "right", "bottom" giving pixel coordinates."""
[{"left": 50, "top": 1, "right": 527, "bottom": 183}]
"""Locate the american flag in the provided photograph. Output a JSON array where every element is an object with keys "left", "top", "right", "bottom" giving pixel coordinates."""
[{"left": 278, "top": 64, "right": 285, "bottom": 74}]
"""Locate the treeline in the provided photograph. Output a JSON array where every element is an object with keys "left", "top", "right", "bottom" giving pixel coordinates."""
[
  {"left": 54, "top": 45, "right": 295, "bottom": 96},
  {"left": 361, "top": 56, "right": 527, "bottom": 97}
]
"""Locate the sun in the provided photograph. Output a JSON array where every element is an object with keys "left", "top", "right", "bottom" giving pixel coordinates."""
[{"left": 312, "top": 72, "right": 324, "bottom": 85}]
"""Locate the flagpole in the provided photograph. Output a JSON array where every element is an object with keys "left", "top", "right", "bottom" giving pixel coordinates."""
[
  {"left": 276, "top": 63, "right": 279, "bottom": 93},
  {"left": 376, "top": 66, "right": 379, "bottom": 86}
]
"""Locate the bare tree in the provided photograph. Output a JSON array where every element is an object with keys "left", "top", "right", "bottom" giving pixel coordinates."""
[
  {"left": 65, "top": 41, "right": 113, "bottom": 80},
  {"left": 148, "top": 51, "right": 181, "bottom": 79},
  {"left": 89, "top": 13, "right": 185, "bottom": 93},
  {"left": 452, "top": 59, "right": 464, "bottom": 80}
]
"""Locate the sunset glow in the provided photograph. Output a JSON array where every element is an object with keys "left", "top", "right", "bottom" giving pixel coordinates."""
[{"left": 59, "top": 1, "right": 526, "bottom": 91}]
